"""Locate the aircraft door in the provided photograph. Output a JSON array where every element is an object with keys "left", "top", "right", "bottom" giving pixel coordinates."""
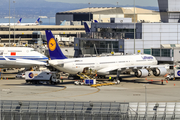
[
  {"left": 72, "top": 62, "right": 76, "bottom": 69},
  {"left": 130, "top": 59, "right": 135, "bottom": 65},
  {"left": 3, "top": 48, "right": 8, "bottom": 56},
  {"left": 95, "top": 62, "right": 100, "bottom": 69}
]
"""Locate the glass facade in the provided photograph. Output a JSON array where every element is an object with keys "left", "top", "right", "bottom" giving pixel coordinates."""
[
  {"left": 79, "top": 40, "right": 119, "bottom": 55},
  {"left": 172, "top": 49, "right": 174, "bottom": 57},
  {"left": 170, "top": 44, "right": 176, "bottom": 47},
  {"left": 149, "top": 48, "right": 173, "bottom": 57},
  {"left": 144, "top": 49, "right": 151, "bottom": 54},
  {"left": 152, "top": 49, "right": 160, "bottom": 57},
  {"left": 161, "top": 49, "right": 170, "bottom": 57},
  {"left": 99, "top": 28, "right": 135, "bottom": 39}
]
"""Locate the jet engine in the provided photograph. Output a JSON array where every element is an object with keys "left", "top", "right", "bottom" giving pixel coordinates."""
[
  {"left": 135, "top": 69, "right": 149, "bottom": 78},
  {"left": 152, "top": 67, "right": 167, "bottom": 76}
]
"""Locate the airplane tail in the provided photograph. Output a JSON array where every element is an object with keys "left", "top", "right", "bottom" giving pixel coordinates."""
[
  {"left": 83, "top": 22, "right": 91, "bottom": 33},
  {"left": 94, "top": 20, "right": 98, "bottom": 23},
  {"left": 35, "top": 18, "right": 40, "bottom": 23},
  {"left": 45, "top": 30, "right": 67, "bottom": 60},
  {"left": 17, "top": 18, "right": 22, "bottom": 23},
  {"left": 60, "top": 20, "right": 66, "bottom": 25}
]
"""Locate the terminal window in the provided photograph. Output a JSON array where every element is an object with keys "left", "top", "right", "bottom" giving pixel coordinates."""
[
  {"left": 161, "top": 49, "right": 170, "bottom": 57},
  {"left": 152, "top": 49, "right": 160, "bottom": 57},
  {"left": 144, "top": 49, "right": 151, "bottom": 55}
]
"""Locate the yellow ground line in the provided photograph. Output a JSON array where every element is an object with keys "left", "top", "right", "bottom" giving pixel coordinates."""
[
  {"left": 5, "top": 86, "right": 67, "bottom": 97},
  {"left": 35, "top": 86, "right": 67, "bottom": 95}
]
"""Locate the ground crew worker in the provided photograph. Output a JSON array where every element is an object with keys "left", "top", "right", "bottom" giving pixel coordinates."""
[{"left": 61, "top": 77, "right": 63, "bottom": 83}]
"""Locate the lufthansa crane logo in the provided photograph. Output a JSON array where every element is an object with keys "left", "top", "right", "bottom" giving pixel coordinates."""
[
  {"left": 49, "top": 38, "right": 56, "bottom": 51},
  {"left": 29, "top": 72, "right": 34, "bottom": 78},
  {"left": 177, "top": 71, "right": 180, "bottom": 76}
]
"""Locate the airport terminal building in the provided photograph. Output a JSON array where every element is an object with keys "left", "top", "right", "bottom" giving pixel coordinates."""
[
  {"left": 73, "top": 0, "right": 180, "bottom": 63},
  {"left": 74, "top": 22, "right": 180, "bottom": 61},
  {"left": 56, "top": 7, "right": 160, "bottom": 25},
  {"left": 1, "top": 0, "right": 180, "bottom": 63}
]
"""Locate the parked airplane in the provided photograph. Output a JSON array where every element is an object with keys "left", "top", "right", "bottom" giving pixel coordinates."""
[
  {"left": 18, "top": 18, "right": 40, "bottom": 26},
  {"left": 94, "top": 20, "right": 98, "bottom": 23},
  {"left": 60, "top": 20, "right": 66, "bottom": 25},
  {"left": 46, "top": 30, "right": 167, "bottom": 80},
  {"left": 83, "top": 20, "right": 98, "bottom": 33},
  {"left": 0, "top": 47, "right": 48, "bottom": 68},
  {"left": 84, "top": 22, "right": 91, "bottom": 33},
  {"left": 0, "top": 18, "right": 22, "bottom": 26}
]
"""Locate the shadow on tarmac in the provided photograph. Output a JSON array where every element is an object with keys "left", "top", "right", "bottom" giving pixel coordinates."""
[
  {"left": 103, "top": 74, "right": 166, "bottom": 85},
  {"left": 3, "top": 80, "right": 75, "bottom": 88},
  {"left": 120, "top": 79, "right": 166, "bottom": 85}
]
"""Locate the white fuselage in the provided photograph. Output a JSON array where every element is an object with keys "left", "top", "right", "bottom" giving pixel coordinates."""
[
  {"left": 49, "top": 54, "right": 157, "bottom": 75},
  {"left": 15, "top": 23, "right": 39, "bottom": 26},
  {"left": 0, "top": 47, "right": 48, "bottom": 68},
  {"left": 0, "top": 23, "right": 20, "bottom": 26},
  {"left": 0, "top": 23, "right": 39, "bottom": 26}
]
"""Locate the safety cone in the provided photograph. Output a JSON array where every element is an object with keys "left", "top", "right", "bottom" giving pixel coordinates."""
[
  {"left": 161, "top": 80, "right": 163, "bottom": 85},
  {"left": 174, "top": 84, "right": 175, "bottom": 86}
]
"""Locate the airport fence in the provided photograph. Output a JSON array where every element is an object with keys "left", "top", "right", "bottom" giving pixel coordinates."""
[{"left": 1, "top": 100, "right": 180, "bottom": 120}]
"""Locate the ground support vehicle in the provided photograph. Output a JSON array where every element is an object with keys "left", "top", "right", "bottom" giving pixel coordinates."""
[
  {"left": 166, "top": 69, "right": 180, "bottom": 80},
  {"left": 25, "top": 71, "right": 60, "bottom": 84}
]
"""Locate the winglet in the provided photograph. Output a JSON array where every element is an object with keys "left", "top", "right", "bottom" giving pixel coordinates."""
[
  {"left": 83, "top": 22, "right": 91, "bottom": 33},
  {"left": 45, "top": 30, "right": 67, "bottom": 60}
]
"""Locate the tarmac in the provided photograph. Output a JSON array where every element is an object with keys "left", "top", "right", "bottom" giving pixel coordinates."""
[{"left": 0, "top": 74, "right": 180, "bottom": 102}]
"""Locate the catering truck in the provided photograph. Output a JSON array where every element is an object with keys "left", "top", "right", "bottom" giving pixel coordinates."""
[
  {"left": 166, "top": 65, "right": 180, "bottom": 80},
  {"left": 25, "top": 71, "right": 60, "bottom": 84}
]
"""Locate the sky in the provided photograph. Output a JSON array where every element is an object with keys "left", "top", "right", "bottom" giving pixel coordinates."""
[{"left": 46, "top": 0, "right": 159, "bottom": 7}]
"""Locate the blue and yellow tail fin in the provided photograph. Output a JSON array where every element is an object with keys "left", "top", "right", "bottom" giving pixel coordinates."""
[{"left": 45, "top": 30, "right": 67, "bottom": 60}]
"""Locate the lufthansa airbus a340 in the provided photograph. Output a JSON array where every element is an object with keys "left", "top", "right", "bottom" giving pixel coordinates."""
[{"left": 45, "top": 30, "right": 167, "bottom": 80}]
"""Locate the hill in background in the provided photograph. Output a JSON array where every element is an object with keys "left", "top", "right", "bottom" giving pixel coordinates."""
[{"left": 0, "top": 0, "right": 159, "bottom": 18}]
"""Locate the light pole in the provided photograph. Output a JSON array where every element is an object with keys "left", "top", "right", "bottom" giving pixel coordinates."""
[
  {"left": 116, "top": 2, "right": 118, "bottom": 18},
  {"left": 13, "top": 1, "right": 15, "bottom": 44},
  {"left": 143, "top": 85, "right": 147, "bottom": 119},
  {"left": 9, "top": 0, "right": 11, "bottom": 47},
  {"left": 134, "top": 0, "right": 136, "bottom": 54},
  {"left": 49, "top": 17, "right": 50, "bottom": 25},
  {"left": 88, "top": 3, "right": 90, "bottom": 22}
]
